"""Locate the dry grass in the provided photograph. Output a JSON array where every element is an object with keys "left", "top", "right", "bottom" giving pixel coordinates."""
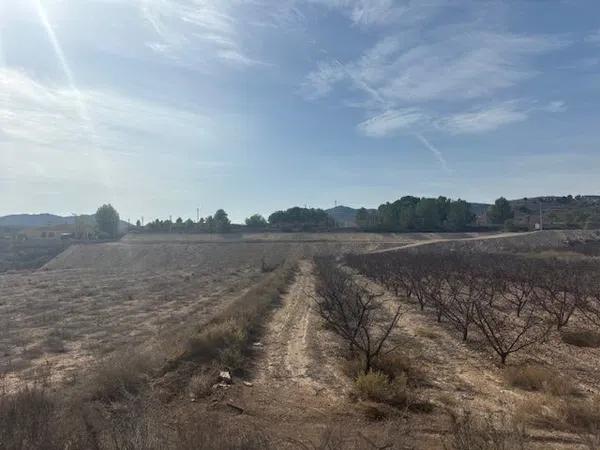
[
  {"left": 179, "top": 261, "right": 296, "bottom": 372},
  {"left": 188, "top": 371, "right": 215, "bottom": 399},
  {"left": 0, "top": 385, "right": 276, "bottom": 450},
  {"left": 444, "top": 410, "right": 528, "bottom": 450},
  {"left": 504, "top": 365, "right": 579, "bottom": 396},
  {"left": 0, "top": 259, "right": 299, "bottom": 450},
  {"left": 89, "top": 351, "right": 156, "bottom": 402},
  {"left": 515, "top": 395, "right": 600, "bottom": 433},
  {"left": 0, "top": 384, "right": 57, "bottom": 450},
  {"left": 415, "top": 326, "right": 441, "bottom": 340},
  {"left": 0, "top": 263, "right": 261, "bottom": 385},
  {"left": 561, "top": 329, "right": 600, "bottom": 348}
]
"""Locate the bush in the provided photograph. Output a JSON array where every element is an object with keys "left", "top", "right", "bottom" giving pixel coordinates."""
[
  {"left": 371, "top": 351, "right": 427, "bottom": 387},
  {"left": 505, "top": 365, "right": 578, "bottom": 396},
  {"left": 444, "top": 410, "right": 527, "bottom": 450},
  {"left": 189, "top": 371, "right": 215, "bottom": 399},
  {"left": 90, "top": 352, "right": 154, "bottom": 401},
  {"left": 561, "top": 330, "right": 600, "bottom": 348},
  {"left": 354, "top": 371, "right": 408, "bottom": 408}
]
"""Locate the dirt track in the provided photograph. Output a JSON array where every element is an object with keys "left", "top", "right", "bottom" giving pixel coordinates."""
[
  {"left": 253, "top": 260, "right": 350, "bottom": 403},
  {"left": 370, "top": 231, "right": 533, "bottom": 253},
  {"left": 227, "top": 260, "right": 359, "bottom": 444}
]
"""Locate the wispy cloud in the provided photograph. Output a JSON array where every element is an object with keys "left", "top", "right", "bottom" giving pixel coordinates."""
[
  {"left": 357, "top": 109, "right": 427, "bottom": 137},
  {"left": 139, "top": 0, "right": 264, "bottom": 66},
  {"left": 308, "top": 0, "right": 444, "bottom": 27},
  {"left": 303, "top": 3, "right": 569, "bottom": 142},
  {"left": 305, "top": 30, "right": 567, "bottom": 104},
  {"left": 439, "top": 102, "right": 529, "bottom": 135},
  {"left": 357, "top": 98, "right": 568, "bottom": 137},
  {"left": 0, "top": 69, "right": 210, "bottom": 150}
]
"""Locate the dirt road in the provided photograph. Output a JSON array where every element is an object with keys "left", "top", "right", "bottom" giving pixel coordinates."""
[
  {"left": 369, "top": 231, "right": 534, "bottom": 254},
  {"left": 236, "top": 261, "right": 351, "bottom": 424}
]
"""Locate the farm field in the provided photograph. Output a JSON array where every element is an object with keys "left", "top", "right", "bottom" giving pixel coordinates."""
[
  {"left": 2, "top": 230, "right": 600, "bottom": 449},
  {"left": 1, "top": 232, "right": 443, "bottom": 389}
]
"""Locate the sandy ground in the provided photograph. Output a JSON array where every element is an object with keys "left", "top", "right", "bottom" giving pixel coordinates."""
[{"left": 0, "top": 264, "right": 262, "bottom": 391}]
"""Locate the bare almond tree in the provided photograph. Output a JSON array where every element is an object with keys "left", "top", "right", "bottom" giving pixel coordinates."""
[
  {"left": 474, "top": 299, "right": 551, "bottom": 364},
  {"left": 313, "top": 257, "right": 402, "bottom": 374},
  {"left": 533, "top": 260, "right": 579, "bottom": 331}
]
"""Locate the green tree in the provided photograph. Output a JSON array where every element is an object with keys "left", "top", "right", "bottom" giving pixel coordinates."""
[
  {"left": 214, "top": 209, "right": 231, "bottom": 233},
  {"left": 394, "top": 196, "right": 419, "bottom": 230},
  {"left": 205, "top": 216, "right": 215, "bottom": 232},
  {"left": 355, "top": 208, "right": 377, "bottom": 230},
  {"left": 95, "top": 204, "right": 120, "bottom": 238},
  {"left": 446, "top": 200, "right": 475, "bottom": 231},
  {"left": 245, "top": 214, "right": 267, "bottom": 229},
  {"left": 415, "top": 198, "right": 441, "bottom": 230},
  {"left": 487, "top": 197, "right": 514, "bottom": 224},
  {"left": 268, "top": 207, "right": 334, "bottom": 230}
]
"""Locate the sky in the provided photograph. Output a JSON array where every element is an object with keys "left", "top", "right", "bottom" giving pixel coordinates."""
[{"left": 0, "top": 0, "right": 599, "bottom": 223}]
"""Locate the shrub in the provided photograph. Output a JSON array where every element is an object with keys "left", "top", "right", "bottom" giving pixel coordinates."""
[
  {"left": 189, "top": 371, "right": 215, "bottom": 399},
  {"left": 371, "top": 351, "right": 427, "bottom": 387},
  {"left": 444, "top": 410, "right": 527, "bottom": 450},
  {"left": 219, "top": 346, "right": 244, "bottom": 371},
  {"left": 90, "top": 352, "right": 154, "bottom": 401},
  {"left": 561, "top": 330, "right": 600, "bottom": 348},
  {"left": 354, "top": 371, "right": 408, "bottom": 407},
  {"left": 505, "top": 365, "right": 578, "bottom": 396},
  {"left": 372, "top": 352, "right": 411, "bottom": 380}
]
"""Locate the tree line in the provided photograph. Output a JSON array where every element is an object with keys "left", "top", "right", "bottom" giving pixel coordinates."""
[
  {"left": 100, "top": 195, "right": 518, "bottom": 237},
  {"left": 355, "top": 196, "right": 476, "bottom": 232},
  {"left": 345, "top": 250, "right": 600, "bottom": 364},
  {"left": 133, "top": 206, "right": 336, "bottom": 234},
  {"left": 143, "top": 209, "right": 232, "bottom": 233},
  {"left": 355, "top": 196, "right": 517, "bottom": 232}
]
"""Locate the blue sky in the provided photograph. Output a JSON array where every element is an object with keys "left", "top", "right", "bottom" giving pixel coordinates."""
[{"left": 1, "top": 0, "right": 599, "bottom": 223}]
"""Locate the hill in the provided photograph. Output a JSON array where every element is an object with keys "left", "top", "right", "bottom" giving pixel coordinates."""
[
  {"left": 0, "top": 213, "right": 71, "bottom": 228},
  {"left": 508, "top": 195, "right": 600, "bottom": 229},
  {"left": 0, "top": 213, "right": 130, "bottom": 231}
]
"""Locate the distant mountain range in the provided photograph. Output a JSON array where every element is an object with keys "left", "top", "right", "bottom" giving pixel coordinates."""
[{"left": 0, "top": 214, "right": 129, "bottom": 231}]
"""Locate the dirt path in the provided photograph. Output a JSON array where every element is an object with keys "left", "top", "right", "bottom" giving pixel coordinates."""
[
  {"left": 243, "top": 260, "right": 350, "bottom": 411},
  {"left": 369, "top": 231, "right": 534, "bottom": 254}
]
